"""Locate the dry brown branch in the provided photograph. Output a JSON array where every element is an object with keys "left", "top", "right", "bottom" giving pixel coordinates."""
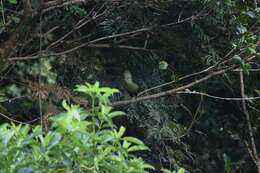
[
  {"left": 112, "top": 54, "right": 260, "bottom": 107},
  {"left": 85, "top": 44, "right": 158, "bottom": 52},
  {"left": 112, "top": 66, "right": 235, "bottom": 107},
  {"left": 0, "top": 112, "right": 39, "bottom": 125},
  {"left": 46, "top": 10, "right": 108, "bottom": 50},
  {"left": 46, "top": 15, "right": 195, "bottom": 56},
  {"left": 8, "top": 14, "right": 198, "bottom": 61}
]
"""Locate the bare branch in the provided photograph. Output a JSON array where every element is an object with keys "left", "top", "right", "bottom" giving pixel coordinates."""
[
  {"left": 0, "top": 112, "right": 39, "bottom": 125},
  {"left": 42, "top": 0, "right": 88, "bottom": 13},
  {"left": 138, "top": 47, "right": 237, "bottom": 96},
  {"left": 112, "top": 66, "right": 235, "bottom": 107},
  {"left": 0, "top": 0, "right": 33, "bottom": 72},
  {"left": 176, "top": 90, "right": 260, "bottom": 101},
  {"left": 8, "top": 15, "right": 198, "bottom": 61},
  {"left": 240, "top": 71, "right": 260, "bottom": 173}
]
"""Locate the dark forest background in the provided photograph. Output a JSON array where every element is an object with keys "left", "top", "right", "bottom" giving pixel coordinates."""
[{"left": 0, "top": 0, "right": 259, "bottom": 172}]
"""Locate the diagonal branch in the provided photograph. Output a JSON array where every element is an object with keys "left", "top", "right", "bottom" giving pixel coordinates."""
[
  {"left": 112, "top": 56, "right": 256, "bottom": 106},
  {"left": 8, "top": 14, "right": 199, "bottom": 61},
  {"left": 112, "top": 66, "right": 235, "bottom": 107}
]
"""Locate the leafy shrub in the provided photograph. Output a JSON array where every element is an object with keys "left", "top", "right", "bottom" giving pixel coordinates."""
[{"left": 0, "top": 82, "right": 183, "bottom": 173}]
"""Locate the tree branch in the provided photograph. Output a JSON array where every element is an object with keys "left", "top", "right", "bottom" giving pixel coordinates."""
[
  {"left": 42, "top": 0, "right": 88, "bottom": 13},
  {"left": 0, "top": 0, "right": 33, "bottom": 72},
  {"left": 240, "top": 71, "right": 260, "bottom": 173},
  {"left": 176, "top": 90, "right": 260, "bottom": 101},
  {"left": 8, "top": 14, "right": 198, "bottom": 61},
  {"left": 112, "top": 66, "right": 234, "bottom": 107}
]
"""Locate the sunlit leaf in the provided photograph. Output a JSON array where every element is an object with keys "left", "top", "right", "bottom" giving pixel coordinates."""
[
  {"left": 8, "top": 0, "right": 17, "bottom": 4},
  {"left": 159, "top": 61, "right": 168, "bottom": 70}
]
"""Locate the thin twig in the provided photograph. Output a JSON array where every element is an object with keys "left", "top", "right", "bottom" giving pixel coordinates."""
[
  {"left": 176, "top": 90, "right": 260, "bottom": 101},
  {"left": 180, "top": 95, "right": 203, "bottom": 138},
  {"left": 244, "top": 140, "right": 258, "bottom": 165},
  {"left": 38, "top": 12, "right": 43, "bottom": 127},
  {"left": 240, "top": 71, "right": 260, "bottom": 173},
  {"left": 9, "top": 14, "right": 198, "bottom": 61},
  {"left": 0, "top": 95, "right": 30, "bottom": 103},
  {"left": 112, "top": 66, "right": 234, "bottom": 107},
  {"left": 42, "top": 0, "right": 88, "bottom": 14},
  {"left": 46, "top": 10, "right": 107, "bottom": 50},
  {"left": 138, "top": 47, "right": 237, "bottom": 96},
  {"left": 1, "top": 0, "right": 5, "bottom": 24},
  {"left": 0, "top": 112, "right": 39, "bottom": 125}
]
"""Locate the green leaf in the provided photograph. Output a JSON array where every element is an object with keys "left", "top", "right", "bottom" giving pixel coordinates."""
[
  {"left": 32, "top": 125, "right": 42, "bottom": 136},
  {"left": 177, "top": 168, "right": 185, "bottom": 173},
  {"left": 223, "top": 153, "right": 232, "bottom": 173},
  {"left": 161, "top": 169, "right": 175, "bottom": 173},
  {"left": 48, "top": 132, "right": 62, "bottom": 149},
  {"left": 247, "top": 47, "right": 256, "bottom": 54},
  {"left": 8, "top": 0, "right": 17, "bottom": 4},
  {"left": 124, "top": 137, "right": 145, "bottom": 145},
  {"left": 242, "top": 63, "right": 252, "bottom": 75},
  {"left": 101, "top": 105, "right": 112, "bottom": 115},
  {"left": 255, "top": 89, "right": 260, "bottom": 95},
  {"left": 123, "top": 140, "right": 131, "bottom": 149},
  {"left": 143, "top": 164, "right": 155, "bottom": 170},
  {"left": 232, "top": 55, "right": 244, "bottom": 65},
  {"left": 236, "top": 24, "right": 247, "bottom": 34},
  {"left": 62, "top": 100, "right": 70, "bottom": 111},
  {"left": 117, "top": 126, "right": 126, "bottom": 138},
  {"left": 108, "top": 111, "right": 126, "bottom": 118},
  {"left": 2, "top": 130, "right": 14, "bottom": 147},
  {"left": 246, "top": 11, "right": 256, "bottom": 18},
  {"left": 0, "top": 96, "right": 7, "bottom": 102},
  {"left": 127, "top": 145, "right": 150, "bottom": 152},
  {"left": 159, "top": 61, "right": 168, "bottom": 70}
]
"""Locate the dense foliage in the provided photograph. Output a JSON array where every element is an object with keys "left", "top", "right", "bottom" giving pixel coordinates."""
[
  {"left": 0, "top": 82, "right": 185, "bottom": 173},
  {"left": 0, "top": 0, "right": 259, "bottom": 172}
]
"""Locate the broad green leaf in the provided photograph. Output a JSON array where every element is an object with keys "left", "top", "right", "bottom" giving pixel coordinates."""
[
  {"left": 124, "top": 137, "right": 144, "bottom": 145},
  {"left": 161, "top": 168, "right": 174, "bottom": 173},
  {"left": 108, "top": 111, "right": 126, "bottom": 118},
  {"left": 123, "top": 140, "right": 131, "bottom": 149},
  {"left": 247, "top": 47, "right": 256, "bottom": 54},
  {"left": 2, "top": 130, "right": 14, "bottom": 147},
  {"left": 143, "top": 164, "right": 155, "bottom": 170},
  {"left": 62, "top": 100, "right": 70, "bottom": 111},
  {"left": 47, "top": 132, "right": 62, "bottom": 149},
  {"left": 117, "top": 126, "right": 126, "bottom": 138},
  {"left": 32, "top": 125, "right": 42, "bottom": 136},
  {"left": 127, "top": 145, "right": 149, "bottom": 152},
  {"left": 177, "top": 168, "right": 185, "bottom": 173}
]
